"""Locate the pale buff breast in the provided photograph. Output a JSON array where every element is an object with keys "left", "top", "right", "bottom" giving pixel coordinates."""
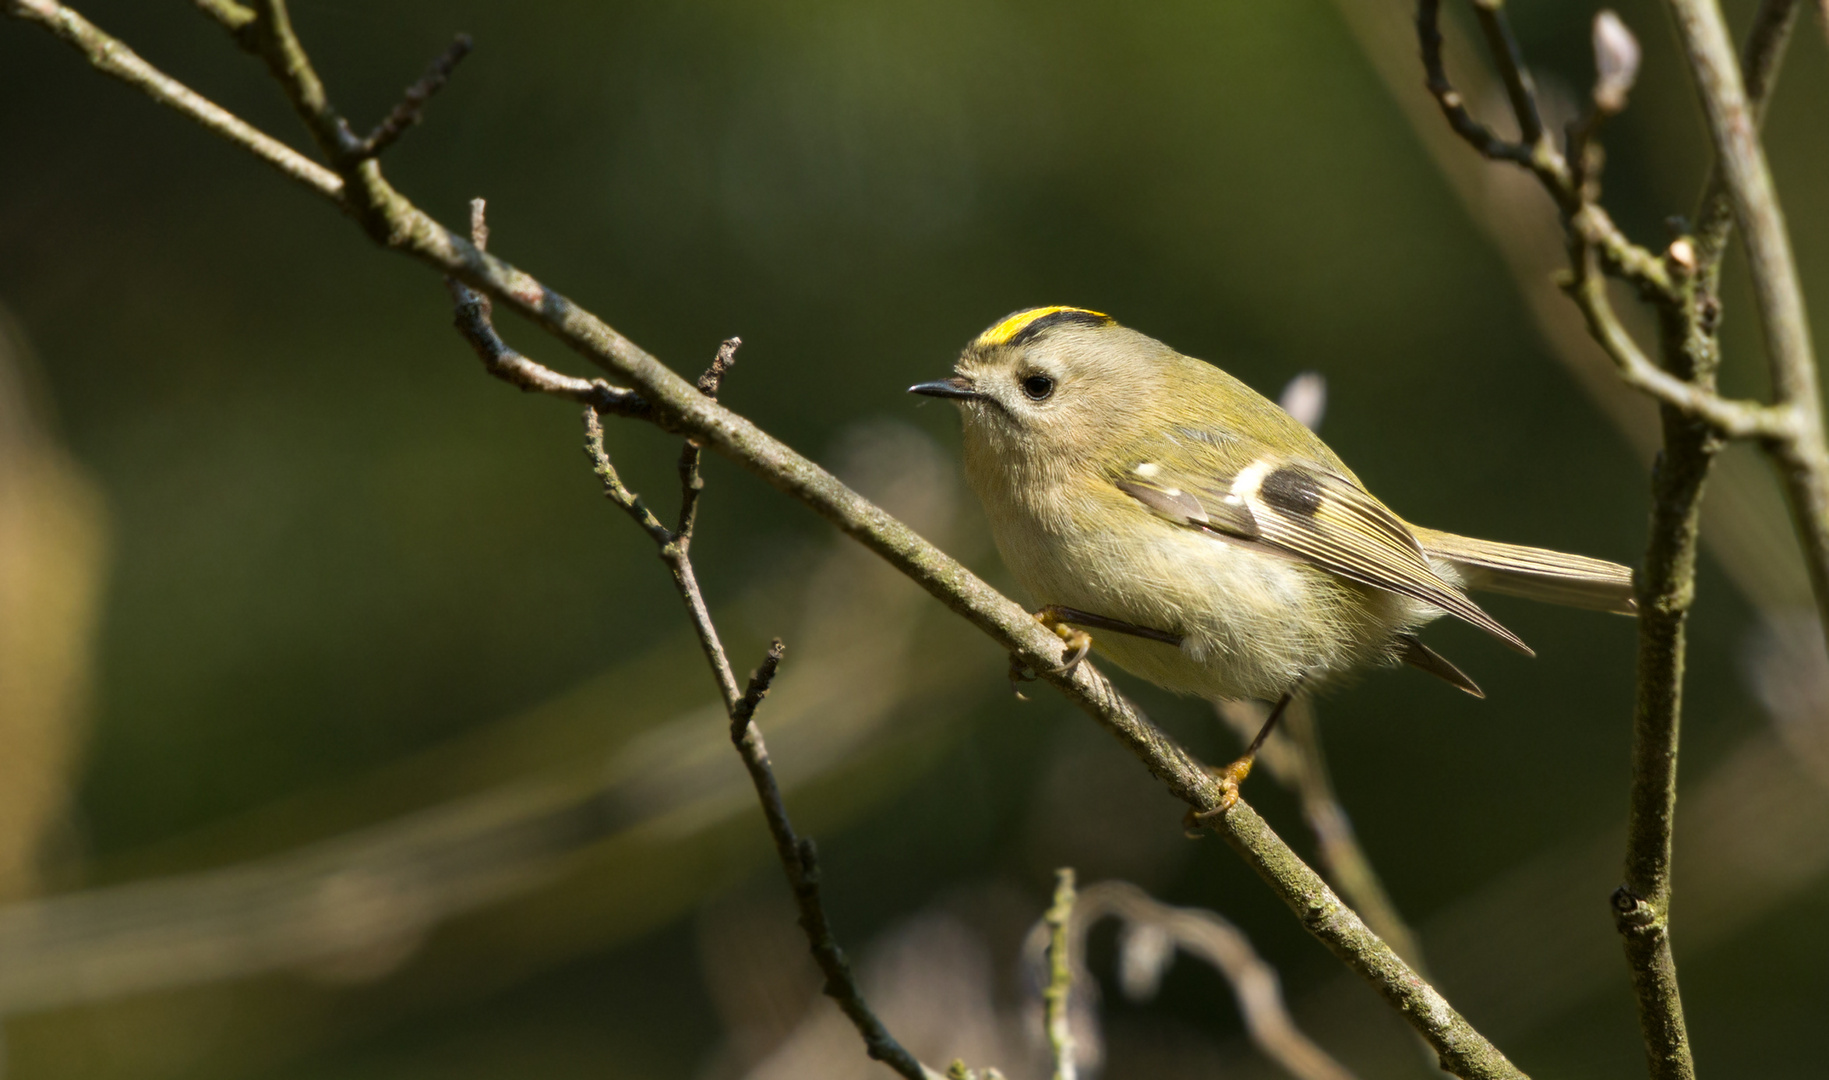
[{"left": 976, "top": 469, "right": 1437, "bottom": 701}]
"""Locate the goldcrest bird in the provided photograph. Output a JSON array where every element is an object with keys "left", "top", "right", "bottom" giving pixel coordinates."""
[{"left": 910, "top": 306, "right": 1634, "bottom": 802}]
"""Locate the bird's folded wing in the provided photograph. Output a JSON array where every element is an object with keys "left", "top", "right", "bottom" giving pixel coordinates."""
[{"left": 1115, "top": 450, "right": 1532, "bottom": 655}]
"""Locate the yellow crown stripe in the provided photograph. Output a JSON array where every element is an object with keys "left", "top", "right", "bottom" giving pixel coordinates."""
[{"left": 976, "top": 306, "right": 1111, "bottom": 347}]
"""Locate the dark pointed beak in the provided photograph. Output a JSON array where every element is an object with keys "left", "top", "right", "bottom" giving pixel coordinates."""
[{"left": 907, "top": 375, "right": 980, "bottom": 401}]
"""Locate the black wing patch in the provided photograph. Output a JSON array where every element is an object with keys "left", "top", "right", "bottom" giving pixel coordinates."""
[{"left": 1258, "top": 466, "right": 1322, "bottom": 517}]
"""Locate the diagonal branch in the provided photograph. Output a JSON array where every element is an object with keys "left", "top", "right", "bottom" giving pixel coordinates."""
[
  {"left": 7, "top": 0, "right": 340, "bottom": 195},
  {"left": 9, "top": 4, "right": 1531, "bottom": 1075},
  {"left": 241, "top": 0, "right": 357, "bottom": 162}
]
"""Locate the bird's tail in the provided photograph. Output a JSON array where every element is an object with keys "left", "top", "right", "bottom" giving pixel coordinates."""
[{"left": 1414, "top": 528, "right": 1637, "bottom": 615}]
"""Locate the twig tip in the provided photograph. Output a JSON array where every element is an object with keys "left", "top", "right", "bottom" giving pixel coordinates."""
[{"left": 698, "top": 337, "right": 743, "bottom": 399}]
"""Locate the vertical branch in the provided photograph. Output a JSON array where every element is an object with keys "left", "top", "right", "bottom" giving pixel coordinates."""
[
  {"left": 1407, "top": 6, "right": 1770, "bottom": 1075},
  {"left": 1043, "top": 868, "right": 1078, "bottom": 1080},
  {"left": 1664, "top": 0, "right": 1829, "bottom": 645},
  {"left": 675, "top": 337, "right": 740, "bottom": 541},
  {"left": 1615, "top": 304, "right": 1716, "bottom": 1080},
  {"left": 1619, "top": 21, "right": 1800, "bottom": 1071}
]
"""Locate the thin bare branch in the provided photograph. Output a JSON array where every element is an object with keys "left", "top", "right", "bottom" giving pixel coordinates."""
[
  {"left": 1470, "top": 0, "right": 1547, "bottom": 150},
  {"left": 676, "top": 338, "right": 740, "bottom": 543},
  {"left": 1043, "top": 869, "right": 1077, "bottom": 1080},
  {"left": 468, "top": 196, "right": 490, "bottom": 253},
  {"left": 1280, "top": 700, "right": 1428, "bottom": 978},
  {"left": 1415, "top": 0, "right": 1674, "bottom": 305},
  {"left": 729, "top": 638, "right": 781, "bottom": 740},
  {"left": 243, "top": 0, "right": 358, "bottom": 161},
  {"left": 1559, "top": 246, "right": 1790, "bottom": 440},
  {"left": 578, "top": 355, "right": 937, "bottom": 1078},
  {"left": 1613, "top": 315, "right": 1715, "bottom": 1080},
  {"left": 581, "top": 408, "right": 738, "bottom": 705},
  {"left": 697, "top": 337, "right": 740, "bottom": 399},
  {"left": 1694, "top": 0, "right": 1799, "bottom": 276},
  {"left": 447, "top": 283, "right": 647, "bottom": 413},
  {"left": 1416, "top": 0, "right": 1532, "bottom": 166},
  {"left": 1214, "top": 698, "right": 1427, "bottom": 976},
  {"left": 583, "top": 409, "right": 673, "bottom": 546},
  {"left": 6, "top": 0, "right": 340, "bottom": 195},
  {"left": 191, "top": 0, "right": 252, "bottom": 33},
  {"left": 358, "top": 33, "right": 473, "bottom": 157},
  {"left": 1028, "top": 879, "right": 1357, "bottom": 1080}
]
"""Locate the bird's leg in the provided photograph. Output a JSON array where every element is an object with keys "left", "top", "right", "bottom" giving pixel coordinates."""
[
  {"left": 1189, "top": 685, "right": 1300, "bottom": 824},
  {"left": 1009, "top": 605, "right": 1182, "bottom": 695},
  {"left": 1031, "top": 604, "right": 1184, "bottom": 675}
]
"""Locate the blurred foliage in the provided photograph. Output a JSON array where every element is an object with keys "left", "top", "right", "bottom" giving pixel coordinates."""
[{"left": 2, "top": 0, "right": 1827, "bottom": 1077}]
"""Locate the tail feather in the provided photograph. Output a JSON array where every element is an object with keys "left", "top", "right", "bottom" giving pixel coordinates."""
[
  {"left": 1414, "top": 528, "right": 1637, "bottom": 616},
  {"left": 1398, "top": 635, "right": 1485, "bottom": 697}
]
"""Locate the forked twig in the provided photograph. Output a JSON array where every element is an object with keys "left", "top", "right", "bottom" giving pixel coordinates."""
[
  {"left": 1025, "top": 878, "right": 1356, "bottom": 1080},
  {"left": 446, "top": 200, "right": 650, "bottom": 416},
  {"left": 1412, "top": 4, "right": 1817, "bottom": 1078},
  {"left": 576, "top": 347, "right": 941, "bottom": 1080}
]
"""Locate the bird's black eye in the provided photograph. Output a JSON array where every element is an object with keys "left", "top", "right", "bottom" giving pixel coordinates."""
[{"left": 1020, "top": 372, "right": 1055, "bottom": 401}]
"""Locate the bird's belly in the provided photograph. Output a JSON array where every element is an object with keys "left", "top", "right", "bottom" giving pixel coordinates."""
[{"left": 1003, "top": 520, "right": 1413, "bottom": 702}]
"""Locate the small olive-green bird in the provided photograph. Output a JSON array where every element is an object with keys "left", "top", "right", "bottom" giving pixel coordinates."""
[{"left": 910, "top": 306, "right": 1633, "bottom": 781}]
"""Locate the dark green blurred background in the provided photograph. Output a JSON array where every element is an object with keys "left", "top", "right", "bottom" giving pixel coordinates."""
[{"left": 2, "top": 0, "right": 1827, "bottom": 1077}]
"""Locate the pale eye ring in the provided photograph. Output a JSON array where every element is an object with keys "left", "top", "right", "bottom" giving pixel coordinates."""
[{"left": 1020, "top": 372, "right": 1055, "bottom": 401}]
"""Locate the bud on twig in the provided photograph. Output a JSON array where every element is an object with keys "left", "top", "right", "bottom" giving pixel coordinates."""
[{"left": 1592, "top": 11, "right": 1641, "bottom": 115}]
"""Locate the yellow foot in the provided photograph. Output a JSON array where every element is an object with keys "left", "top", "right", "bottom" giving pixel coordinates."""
[
  {"left": 1183, "top": 753, "right": 1256, "bottom": 832},
  {"left": 1034, "top": 606, "right": 1093, "bottom": 674}
]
